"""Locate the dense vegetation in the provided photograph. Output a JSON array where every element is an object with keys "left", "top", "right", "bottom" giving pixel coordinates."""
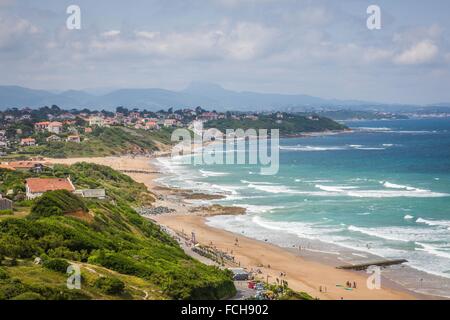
[
  {"left": 52, "top": 162, "right": 156, "bottom": 205},
  {"left": 21, "top": 126, "right": 174, "bottom": 158},
  {"left": 205, "top": 114, "right": 347, "bottom": 136},
  {"left": 29, "top": 190, "right": 87, "bottom": 220},
  {"left": 0, "top": 163, "right": 236, "bottom": 300}
]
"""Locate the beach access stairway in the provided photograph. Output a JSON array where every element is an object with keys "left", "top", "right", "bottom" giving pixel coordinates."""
[{"left": 336, "top": 259, "right": 407, "bottom": 271}]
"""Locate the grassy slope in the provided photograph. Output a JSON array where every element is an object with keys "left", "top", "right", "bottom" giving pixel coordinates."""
[
  {"left": 20, "top": 126, "right": 174, "bottom": 158},
  {"left": 0, "top": 164, "right": 236, "bottom": 300}
]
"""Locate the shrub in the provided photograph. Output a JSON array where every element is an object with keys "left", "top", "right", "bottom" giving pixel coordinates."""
[
  {"left": 11, "top": 292, "right": 44, "bottom": 300},
  {"left": 0, "top": 209, "right": 13, "bottom": 216},
  {"left": 43, "top": 258, "right": 70, "bottom": 274},
  {"left": 0, "top": 267, "right": 9, "bottom": 280},
  {"left": 94, "top": 277, "right": 125, "bottom": 295},
  {"left": 29, "top": 190, "right": 87, "bottom": 220}
]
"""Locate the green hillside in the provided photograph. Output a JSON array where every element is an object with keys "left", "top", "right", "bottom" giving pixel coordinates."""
[
  {"left": 0, "top": 164, "right": 236, "bottom": 300},
  {"left": 20, "top": 126, "right": 174, "bottom": 158}
]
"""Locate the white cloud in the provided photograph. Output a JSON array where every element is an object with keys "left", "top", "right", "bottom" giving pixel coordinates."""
[
  {"left": 135, "top": 31, "right": 160, "bottom": 40},
  {"left": 0, "top": 15, "right": 39, "bottom": 49},
  {"left": 223, "top": 22, "right": 278, "bottom": 60},
  {"left": 295, "top": 6, "right": 332, "bottom": 26},
  {"left": 394, "top": 40, "right": 439, "bottom": 65},
  {"left": 101, "top": 30, "right": 121, "bottom": 37},
  {"left": 88, "top": 22, "right": 278, "bottom": 61},
  {"left": 363, "top": 48, "right": 393, "bottom": 63},
  {"left": 393, "top": 24, "right": 442, "bottom": 45}
]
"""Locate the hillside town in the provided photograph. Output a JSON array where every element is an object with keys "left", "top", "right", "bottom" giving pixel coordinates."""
[{"left": 0, "top": 105, "right": 264, "bottom": 155}]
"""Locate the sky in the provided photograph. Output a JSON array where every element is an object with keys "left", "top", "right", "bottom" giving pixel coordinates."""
[{"left": 1, "top": 0, "right": 450, "bottom": 105}]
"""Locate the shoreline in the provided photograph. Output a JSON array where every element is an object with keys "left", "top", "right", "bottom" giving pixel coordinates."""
[{"left": 46, "top": 154, "right": 432, "bottom": 300}]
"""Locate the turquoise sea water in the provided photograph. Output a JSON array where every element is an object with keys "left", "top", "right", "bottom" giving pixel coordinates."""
[{"left": 156, "top": 118, "right": 450, "bottom": 296}]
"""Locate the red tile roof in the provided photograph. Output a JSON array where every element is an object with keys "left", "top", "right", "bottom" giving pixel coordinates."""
[
  {"left": 8, "top": 161, "right": 45, "bottom": 169},
  {"left": 0, "top": 164, "right": 15, "bottom": 171},
  {"left": 26, "top": 178, "right": 75, "bottom": 193},
  {"left": 34, "top": 122, "right": 50, "bottom": 127}
]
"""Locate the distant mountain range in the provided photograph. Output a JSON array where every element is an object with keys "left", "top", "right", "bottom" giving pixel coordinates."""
[{"left": 0, "top": 83, "right": 448, "bottom": 112}]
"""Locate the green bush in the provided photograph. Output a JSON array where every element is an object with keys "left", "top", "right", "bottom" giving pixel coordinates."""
[
  {"left": 11, "top": 292, "right": 44, "bottom": 300},
  {"left": 94, "top": 277, "right": 125, "bottom": 295},
  {"left": 28, "top": 190, "right": 87, "bottom": 220},
  {"left": 43, "top": 258, "right": 70, "bottom": 274},
  {"left": 0, "top": 163, "right": 237, "bottom": 300},
  {"left": 0, "top": 210, "right": 13, "bottom": 216},
  {"left": 0, "top": 267, "right": 9, "bottom": 280}
]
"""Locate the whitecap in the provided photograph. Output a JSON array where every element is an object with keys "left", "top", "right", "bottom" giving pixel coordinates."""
[
  {"left": 315, "top": 184, "right": 358, "bottom": 192},
  {"left": 416, "top": 218, "right": 450, "bottom": 230},
  {"left": 279, "top": 145, "right": 347, "bottom": 151},
  {"left": 347, "top": 225, "right": 410, "bottom": 242},
  {"left": 415, "top": 242, "right": 450, "bottom": 259},
  {"left": 199, "top": 169, "right": 230, "bottom": 177}
]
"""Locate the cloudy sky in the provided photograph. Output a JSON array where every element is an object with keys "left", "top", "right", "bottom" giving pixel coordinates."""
[{"left": 1, "top": 0, "right": 450, "bottom": 104}]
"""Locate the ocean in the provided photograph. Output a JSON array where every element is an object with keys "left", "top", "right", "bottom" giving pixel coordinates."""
[{"left": 155, "top": 118, "right": 450, "bottom": 297}]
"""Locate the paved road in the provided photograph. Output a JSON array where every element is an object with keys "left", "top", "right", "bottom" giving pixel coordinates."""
[{"left": 232, "top": 281, "right": 256, "bottom": 300}]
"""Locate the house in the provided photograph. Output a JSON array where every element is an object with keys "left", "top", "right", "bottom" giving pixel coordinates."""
[
  {"left": 84, "top": 127, "right": 93, "bottom": 133},
  {"left": 163, "top": 119, "right": 178, "bottom": 127},
  {"left": 48, "top": 121, "right": 63, "bottom": 134},
  {"left": 88, "top": 116, "right": 104, "bottom": 127},
  {"left": 145, "top": 120, "right": 159, "bottom": 130},
  {"left": 8, "top": 161, "right": 47, "bottom": 173},
  {"left": 46, "top": 135, "right": 62, "bottom": 142},
  {"left": 0, "top": 195, "right": 13, "bottom": 211},
  {"left": 20, "top": 138, "right": 36, "bottom": 146},
  {"left": 200, "top": 112, "right": 219, "bottom": 121},
  {"left": 0, "top": 141, "right": 7, "bottom": 148},
  {"left": 60, "top": 113, "right": 76, "bottom": 120},
  {"left": 34, "top": 121, "right": 50, "bottom": 131},
  {"left": 74, "top": 189, "right": 106, "bottom": 199},
  {"left": 25, "top": 177, "right": 75, "bottom": 199},
  {"left": 66, "top": 135, "right": 81, "bottom": 143},
  {"left": 245, "top": 115, "right": 259, "bottom": 121}
]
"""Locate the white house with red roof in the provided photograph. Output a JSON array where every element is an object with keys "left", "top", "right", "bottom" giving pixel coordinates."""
[
  {"left": 25, "top": 177, "right": 75, "bottom": 199},
  {"left": 48, "top": 121, "right": 63, "bottom": 134},
  {"left": 20, "top": 138, "right": 36, "bottom": 146}
]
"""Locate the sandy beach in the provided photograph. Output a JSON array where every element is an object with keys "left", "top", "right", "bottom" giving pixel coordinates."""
[{"left": 47, "top": 155, "right": 418, "bottom": 300}]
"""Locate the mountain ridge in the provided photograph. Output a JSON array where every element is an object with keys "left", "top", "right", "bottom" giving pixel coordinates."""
[{"left": 0, "top": 83, "right": 441, "bottom": 111}]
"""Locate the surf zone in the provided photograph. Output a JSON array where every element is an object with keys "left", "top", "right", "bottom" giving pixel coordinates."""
[{"left": 171, "top": 121, "right": 280, "bottom": 175}]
